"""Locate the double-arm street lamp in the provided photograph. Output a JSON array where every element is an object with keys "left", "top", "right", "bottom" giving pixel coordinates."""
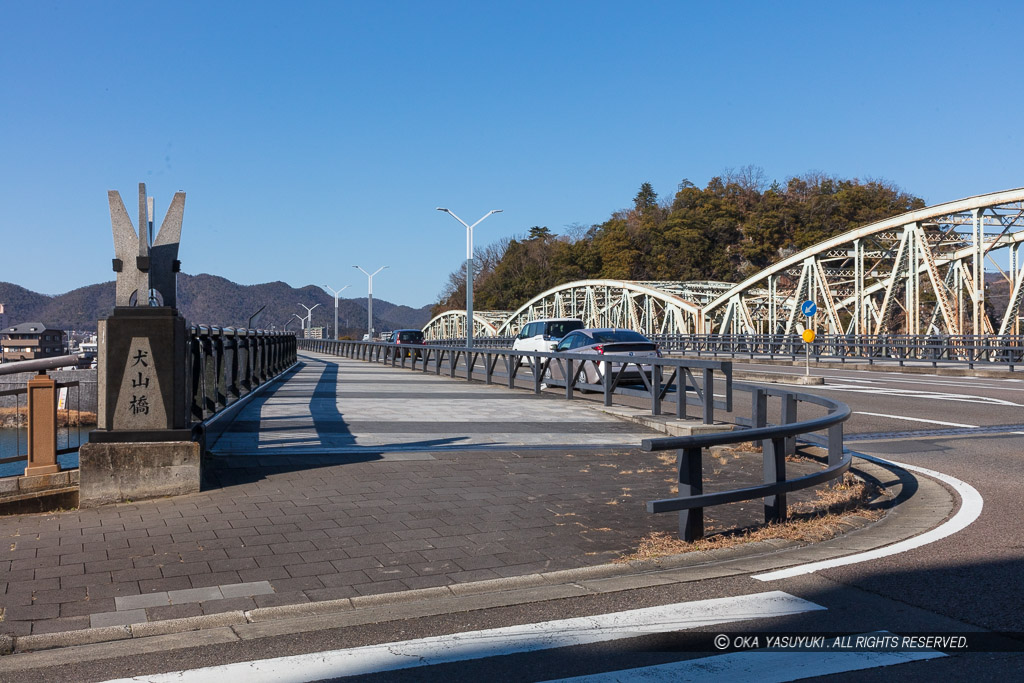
[
  {"left": 436, "top": 208, "right": 502, "bottom": 348},
  {"left": 298, "top": 303, "right": 321, "bottom": 337},
  {"left": 322, "top": 284, "right": 351, "bottom": 340},
  {"left": 353, "top": 265, "right": 388, "bottom": 341}
]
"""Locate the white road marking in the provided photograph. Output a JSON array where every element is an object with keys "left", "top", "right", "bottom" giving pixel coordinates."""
[
  {"left": 812, "top": 384, "right": 1020, "bottom": 406},
  {"left": 827, "top": 375, "right": 1024, "bottom": 392},
  {"left": 101, "top": 592, "right": 824, "bottom": 683},
  {"left": 754, "top": 453, "right": 984, "bottom": 581},
  {"left": 543, "top": 642, "right": 944, "bottom": 682},
  {"left": 853, "top": 412, "right": 978, "bottom": 428}
]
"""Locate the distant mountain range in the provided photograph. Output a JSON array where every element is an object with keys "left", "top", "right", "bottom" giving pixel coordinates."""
[{"left": 0, "top": 274, "right": 433, "bottom": 337}]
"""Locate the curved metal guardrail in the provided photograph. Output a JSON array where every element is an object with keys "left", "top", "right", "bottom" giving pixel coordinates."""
[
  {"left": 642, "top": 381, "right": 851, "bottom": 541},
  {"left": 299, "top": 338, "right": 732, "bottom": 423}
]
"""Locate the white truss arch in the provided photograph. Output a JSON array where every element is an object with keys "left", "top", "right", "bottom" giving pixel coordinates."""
[
  {"left": 492, "top": 280, "right": 728, "bottom": 337},
  {"left": 422, "top": 310, "right": 509, "bottom": 340},
  {"left": 704, "top": 187, "right": 1024, "bottom": 337}
]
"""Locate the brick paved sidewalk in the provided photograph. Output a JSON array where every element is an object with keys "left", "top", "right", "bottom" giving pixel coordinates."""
[{"left": 0, "top": 353, "right": 821, "bottom": 638}]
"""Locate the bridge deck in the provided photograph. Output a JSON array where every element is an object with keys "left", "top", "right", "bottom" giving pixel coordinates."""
[
  {"left": 0, "top": 352, "right": 826, "bottom": 637},
  {"left": 208, "top": 351, "right": 657, "bottom": 462}
]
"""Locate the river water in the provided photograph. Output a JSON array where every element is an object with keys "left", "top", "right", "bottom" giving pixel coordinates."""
[{"left": 0, "top": 427, "right": 86, "bottom": 477}]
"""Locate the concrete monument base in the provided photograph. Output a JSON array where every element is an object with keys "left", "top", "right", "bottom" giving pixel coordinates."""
[{"left": 79, "top": 441, "right": 200, "bottom": 508}]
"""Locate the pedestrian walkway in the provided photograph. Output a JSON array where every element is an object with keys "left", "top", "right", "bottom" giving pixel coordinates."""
[
  {"left": 0, "top": 351, "right": 921, "bottom": 644},
  {"left": 0, "top": 352, "right": 680, "bottom": 638}
]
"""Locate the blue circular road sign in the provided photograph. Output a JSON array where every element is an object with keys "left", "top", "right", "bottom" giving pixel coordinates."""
[{"left": 801, "top": 300, "right": 817, "bottom": 317}]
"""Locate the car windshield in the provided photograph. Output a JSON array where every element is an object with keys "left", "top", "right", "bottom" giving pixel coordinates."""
[
  {"left": 398, "top": 331, "right": 423, "bottom": 342},
  {"left": 547, "top": 320, "right": 584, "bottom": 338},
  {"left": 589, "top": 330, "right": 649, "bottom": 344}
]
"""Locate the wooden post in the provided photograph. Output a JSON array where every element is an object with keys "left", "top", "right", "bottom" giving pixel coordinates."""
[{"left": 25, "top": 371, "right": 59, "bottom": 476}]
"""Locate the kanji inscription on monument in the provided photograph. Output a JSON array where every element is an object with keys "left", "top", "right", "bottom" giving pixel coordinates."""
[{"left": 112, "top": 336, "right": 167, "bottom": 430}]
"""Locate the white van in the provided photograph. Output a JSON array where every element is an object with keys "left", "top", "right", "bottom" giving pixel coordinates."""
[{"left": 512, "top": 318, "right": 585, "bottom": 354}]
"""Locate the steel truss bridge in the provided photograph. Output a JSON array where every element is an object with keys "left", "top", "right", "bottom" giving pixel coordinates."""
[{"left": 423, "top": 188, "right": 1024, "bottom": 341}]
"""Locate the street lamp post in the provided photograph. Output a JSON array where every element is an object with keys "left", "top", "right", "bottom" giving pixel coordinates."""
[
  {"left": 436, "top": 208, "right": 502, "bottom": 348},
  {"left": 322, "top": 284, "right": 351, "bottom": 340},
  {"left": 353, "top": 265, "right": 388, "bottom": 341},
  {"left": 298, "top": 303, "right": 321, "bottom": 337}
]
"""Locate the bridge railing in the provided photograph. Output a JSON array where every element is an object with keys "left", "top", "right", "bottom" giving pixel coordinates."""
[
  {"left": 642, "top": 381, "right": 851, "bottom": 541},
  {"left": 653, "top": 333, "right": 1024, "bottom": 369},
  {"left": 187, "top": 327, "right": 297, "bottom": 427},
  {"left": 298, "top": 339, "right": 731, "bottom": 423},
  {"left": 0, "top": 355, "right": 91, "bottom": 478}
]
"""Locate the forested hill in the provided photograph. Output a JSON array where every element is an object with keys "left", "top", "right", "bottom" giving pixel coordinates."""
[
  {"left": 433, "top": 171, "right": 926, "bottom": 315},
  {"left": 0, "top": 274, "right": 432, "bottom": 336}
]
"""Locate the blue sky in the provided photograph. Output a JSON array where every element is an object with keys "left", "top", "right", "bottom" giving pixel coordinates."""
[{"left": 2, "top": 1, "right": 1022, "bottom": 309}]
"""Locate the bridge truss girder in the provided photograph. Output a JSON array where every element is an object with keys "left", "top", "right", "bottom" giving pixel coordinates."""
[
  {"left": 705, "top": 188, "right": 1024, "bottom": 338},
  {"left": 491, "top": 280, "right": 725, "bottom": 338},
  {"left": 422, "top": 310, "right": 509, "bottom": 341}
]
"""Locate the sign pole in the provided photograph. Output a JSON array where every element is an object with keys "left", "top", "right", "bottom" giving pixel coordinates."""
[{"left": 800, "top": 300, "right": 817, "bottom": 378}]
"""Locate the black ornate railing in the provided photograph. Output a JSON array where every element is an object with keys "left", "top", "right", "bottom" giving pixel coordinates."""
[{"left": 187, "top": 327, "right": 296, "bottom": 426}]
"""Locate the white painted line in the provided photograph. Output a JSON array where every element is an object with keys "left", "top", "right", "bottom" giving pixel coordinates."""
[
  {"left": 101, "top": 591, "right": 824, "bottom": 683},
  {"left": 853, "top": 412, "right": 978, "bottom": 428},
  {"left": 754, "top": 453, "right": 984, "bottom": 581},
  {"left": 542, "top": 642, "right": 944, "bottom": 682}
]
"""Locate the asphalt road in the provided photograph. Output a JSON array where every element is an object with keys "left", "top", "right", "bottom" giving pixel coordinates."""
[{"left": 7, "top": 363, "right": 1024, "bottom": 681}]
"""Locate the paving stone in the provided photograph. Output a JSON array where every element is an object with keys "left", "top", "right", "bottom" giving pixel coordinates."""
[
  {"left": 200, "top": 596, "right": 257, "bottom": 615},
  {"left": 30, "top": 586, "right": 89, "bottom": 605},
  {"left": 32, "top": 616, "right": 91, "bottom": 634},
  {"left": 115, "top": 591, "right": 170, "bottom": 611},
  {"left": 139, "top": 576, "right": 192, "bottom": 593},
  {"left": 188, "top": 571, "right": 242, "bottom": 588},
  {"left": 168, "top": 586, "right": 223, "bottom": 604},
  {"left": 61, "top": 598, "right": 115, "bottom": 617},
  {"left": 87, "top": 582, "right": 141, "bottom": 599},
  {"left": 90, "top": 609, "right": 148, "bottom": 628},
  {"left": 253, "top": 591, "right": 310, "bottom": 608}
]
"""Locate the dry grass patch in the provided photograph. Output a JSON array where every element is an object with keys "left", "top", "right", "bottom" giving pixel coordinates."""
[
  {"left": 617, "top": 472, "right": 883, "bottom": 562},
  {"left": 0, "top": 406, "right": 96, "bottom": 428}
]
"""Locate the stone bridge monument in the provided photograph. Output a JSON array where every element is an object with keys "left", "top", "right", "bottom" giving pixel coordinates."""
[{"left": 79, "top": 183, "right": 200, "bottom": 507}]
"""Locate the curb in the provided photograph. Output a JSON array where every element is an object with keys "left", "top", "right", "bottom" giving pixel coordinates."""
[
  {"left": 733, "top": 371, "right": 824, "bottom": 385},
  {"left": 2, "top": 455, "right": 949, "bottom": 661}
]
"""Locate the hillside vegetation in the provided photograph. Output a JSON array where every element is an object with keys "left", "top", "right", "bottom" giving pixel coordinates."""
[
  {"left": 0, "top": 274, "right": 431, "bottom": 337},
  {"left": 434, "top": 170, "right": 926, "bottom": 316}
]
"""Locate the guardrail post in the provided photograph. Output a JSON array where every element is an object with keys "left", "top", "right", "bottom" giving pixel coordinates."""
[
  {"left": 763, "top": 436, "right": 787, "bottom": 524},
  {"left": 702, "top": 368, "right": 714, "bottom": 424},
  {"left": 677, "top": 446, "right": 704, "bottom": 542},
  {"left": 828, "top": 421, "right": 844, "bottom": 468},
  {"left": 676, "top": 369, "right": 688, "bottom": 419},
  {"left": 565, "top": 359, "right": 574, "bottom": 399},
  {"left": 651, "top": 364, "right": 661, "bottom": 416},
  {"left": 752, "top": 388, "right": 767, "bottom": 449},
  {"left": 781, "top": 393, "right": 797, "bottom": 456},
  {"left": 533, "top": 355, "right": 543, "bottom": 393},
  {"left": 603, "top": 361, "right": 613, "bottom": 406}
]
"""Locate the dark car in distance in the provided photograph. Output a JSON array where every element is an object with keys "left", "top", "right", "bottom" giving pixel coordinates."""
[{"left": 390, "top": 329, "right": 426, "bottom": 356}]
